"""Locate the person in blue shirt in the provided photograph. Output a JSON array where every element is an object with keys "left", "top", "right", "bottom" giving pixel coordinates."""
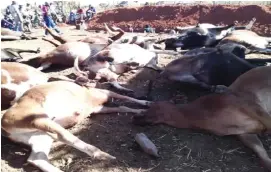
[
  {"left": 144, "top": 25, "right": 155, "bottom": 33},
  {"left": 86, "top": 5, "right": 96, "bottom": 20},
  {"left": 69, "top": 11, "right": 75, "bottom": 24},
  {"left": 1, "top": 15, "right": 14, "bottom": 30}
]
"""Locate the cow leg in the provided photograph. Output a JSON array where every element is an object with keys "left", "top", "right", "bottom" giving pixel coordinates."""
[
  {"left": 31, "top": 118, "right": 115, "bottom": 161},
  {"left": 4, "top": 48, "right": 39, "bottom": 59},
  {"left": 37, "top": 62, "right": 52, "bottom": 71},
  {"left": 1, "top": 35, "right": 21, "bottom": 41},
  {"left": 169, "top": 74, "right": 211, "bottom": 89},
  {"left": 247, "top": 47, "right": 271, "bottom": 55},
  {"left": 238, "top": 134, "right": 271, "bottom": 171},
  {"left": 96, "top": 89, "right": 152, "bottom": 106},
  {"left": 144, "top": 55, "right": 163, "bottom": 71},
  {"left": 45, "top": 27, "right": 68, "bottom": 44},
  {"left": 245, "top": 17, "right": 256, "bottom": 30},
  {"left": 96, "top": 68, "right": 134, "bottom": 92},
  {"left": 215, "top": 26, "right": 234, "bottom": 40},
  {"left": 15, "top": 49, "right": 40, "bottom": 54},
  {"left": 17, "top": 50, "right": 40, "bottom": 59},
  {"left": 110, "top": 81, "right": 134, "bottom": 92},
  {"left": 92, "top": 106, "right": 146, "bottom": 114},
  {"left": 169, "top": 74, "right": 227, "bottom": 93},
  {"left": 8, "top": 131, "right": 61, "bottom": 172},
  {"left": 145, "top": 63, "right": 163, "bottom": 71},
  {"left": 28, "top": 136, "right": 61, "bottom": 172},
  {"left": 42, "top": 37, "right": 61, "bottom": 47},
  {"left": 48, "top": 75, "right": 75, "bottom": 82}
]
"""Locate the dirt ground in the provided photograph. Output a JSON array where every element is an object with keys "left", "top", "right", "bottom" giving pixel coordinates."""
[
  {"left": 88, "top": 5, "right": 271, "bottom": 36},
  {"left": 1, "top": 26, "right": 271, "bottom": 172}
]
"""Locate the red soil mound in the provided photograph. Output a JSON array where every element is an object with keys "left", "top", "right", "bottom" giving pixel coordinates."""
[{"left": 88, "top": 5, "right": 271, "bottom": 36}]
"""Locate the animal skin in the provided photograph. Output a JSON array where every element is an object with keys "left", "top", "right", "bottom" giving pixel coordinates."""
[
  {"left": 1, "top": 47, "right": 40, "bottom": 62},
  {"left": 2, "top": 81, "right": 152, "bottom": 172},
  {"left": 134, "top": 66, "right": 271, "bottom": 171},
  {"left": 1, "top": 62, "right": 76, "bottom": 110}
]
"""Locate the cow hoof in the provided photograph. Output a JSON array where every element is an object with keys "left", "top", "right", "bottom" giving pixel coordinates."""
[
  {"left": 137, "top": 109, "right": 147, "bottom": 114},
  {"left": 144, "top": 101, "right": 153, "bottom": 106},
  {"left": 212, "top": 85, "right": 228, "bottom": 93},
  {"left": 93, "top": 151, "right": 116, "bottom": 161},
  {"left": 135, "top": 95, "right": 153, "bottom": 100},
  {"left": 137, "top": 100, "right": 153, "bottom": 106}
]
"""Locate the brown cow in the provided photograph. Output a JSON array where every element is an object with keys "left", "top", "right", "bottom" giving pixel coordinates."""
[
  {"left": 1, "top": 62, "right": 77, "bottom": 110},
  {"left": 2, "top": 81, "right": 152, "bottom": 172},
  {"left": 134, "top": 66, "right": 271, "bottom": 171}
]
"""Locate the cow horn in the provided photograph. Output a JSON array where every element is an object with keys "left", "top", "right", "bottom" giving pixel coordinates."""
[{"left": 74, "top": 56, "right": 89, "bottom": 76}]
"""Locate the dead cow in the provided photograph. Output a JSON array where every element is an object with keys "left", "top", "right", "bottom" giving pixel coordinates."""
[
  {"left": 24, "top": 39, "right": 176, "bottom": 71},
  {"left": 218, "top": 30, "right": 271, "bottom": 54},
  {"left": 23, "top": 25, "right": 125, "bottom": 71},
  {"left": 1, "top": 28, "right": 37, "bottom": 41},
  {"left": 185, "top": 43, "right": 271, "bottom": 61},
  {"left": 1, "top": 62, "right": 76, "bottom": 110},
  {"left": 1, "top": 47, "right": 40, "bottom": 62},
  {"left": 134, "top": 66, "right": 271, "bottom": 171},
  {"left": 43, "top": 23, "right": 161, "bottom": 50},
  {"left": 74, "top": 43, "right": 176, "bottom": 92},
  {"left": 155, "top": 46, "right": 271, "bottom": 93},
  {"left": 104, "top": 23, "right": 161, "bottom": 49},
  {"left": 23, "top": 42, "right": 107, "bottom": 71},
  {"left": 1, "top": 81, "right": 152, "bottom": 172},
  {"left": 41, "top": 23, "right": 124, "bottom": 47},
  {"left": 157, "top": 23, "right": 235, "bottom": 50},
  {"left": 175, "top": 17, "right": 256, "bottom": 34},
  {"left": 160, "top": 18, "right": 257, "bottom": 51}
]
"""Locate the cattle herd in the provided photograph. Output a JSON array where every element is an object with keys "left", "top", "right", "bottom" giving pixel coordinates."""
[{"left": 1, "top": 17, "right": 271, "bottom": 172}]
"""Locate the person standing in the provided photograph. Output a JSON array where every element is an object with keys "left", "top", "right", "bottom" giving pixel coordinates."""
[
  {"left": 42, "top": 2, "right": 61, "bottom": 36},
  {"left": 86, "top": 5, "right": 96, "bottom": 21},
  {"left": 69, "top": 11, "right": 76, "bottom": 25},
  {"left": 21, "top": 3, "right": 33, "bottom": 32},
  {"left": 49, "top": 2, "right": 57, "bottom": 24},
  {"left": 6, "top": 1, "right": 23, "bottom": 31},
  {"left": 77, "top": 7, "right": 84, "bottom": 23}
]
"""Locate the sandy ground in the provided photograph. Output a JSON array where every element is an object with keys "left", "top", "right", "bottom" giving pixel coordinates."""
[{"left": 1, "top": 26, "right": 271, "bottom": 172}]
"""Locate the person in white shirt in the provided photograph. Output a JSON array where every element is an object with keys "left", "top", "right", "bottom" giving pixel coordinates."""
[
  {"left": 6, "top": 1, "right": 23, "bottom": 31},
  {"left": 49, "top": 2, "right": 57, "bottom": 23},
  {"left": 49, "top": 3, "right": 56, "bottom": 15},
  {"left": 22, "top": 3, "right": 33, "bottom": 32}
]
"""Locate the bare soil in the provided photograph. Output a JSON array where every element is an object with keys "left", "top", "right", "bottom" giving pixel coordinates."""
[
  {"left": 88, "top": 5, "right": 271, "bottom": 36},
  {"left": 1, "top": 26, "right": 271, "bottom": 172}
]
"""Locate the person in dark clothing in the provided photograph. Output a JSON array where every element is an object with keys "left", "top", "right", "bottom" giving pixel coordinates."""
[{"left": 1, "top": 15, "right": 14, "bottom": 30}]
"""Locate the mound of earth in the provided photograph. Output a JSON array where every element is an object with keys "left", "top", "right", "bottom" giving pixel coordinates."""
[{"left": 88, "top": 4, "right": 271, "bottom": 36}]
